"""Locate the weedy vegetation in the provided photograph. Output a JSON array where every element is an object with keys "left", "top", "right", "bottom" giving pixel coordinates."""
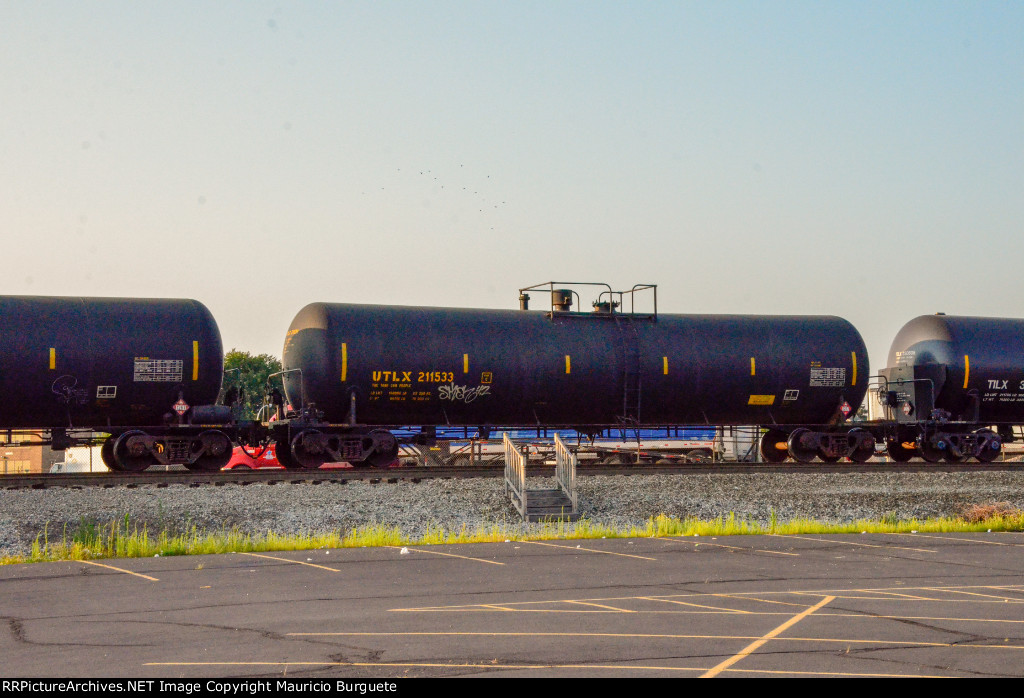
[{"left": 3, "top": 504, "right": 1022, "bottom": 565}]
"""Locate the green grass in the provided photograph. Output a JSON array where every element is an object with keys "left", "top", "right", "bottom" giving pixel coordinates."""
[{"left": 3, "top": 508, "right": 1023, "bottom": 565}]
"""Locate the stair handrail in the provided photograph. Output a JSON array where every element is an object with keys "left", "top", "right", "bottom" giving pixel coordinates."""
[
  {"left": 503, "top": 432, "right": 527, "bottom": 517},
  {"left": 553, "top": 433, "right": 578, "bottom": 514}
]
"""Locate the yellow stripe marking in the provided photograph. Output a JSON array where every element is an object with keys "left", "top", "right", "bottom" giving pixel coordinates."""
[
  {"left": 145, "top": 660, "right": 948, "bottom": 678},
  {"left": 341, "top": 343, "right": 347, "bottom": 382},
  {"left": 386, "top": 545, "right": 504, "bottom": 566},
  {"left": 394, "top": 583, "right": 1024, "bottom": 613},
  {"left": 851, "top": 351, "right": 857, "bottom": 386},
  {"left": 750, "top": 357, "right": 755, "bottom": 376},
  {"left": 964, "top": 354, "right": 970, "bottom": 389},
  {"left": 636, "top": 596, "right": 754, "bottom": 613},
  {"left": 463, "top": 353, "right": 469, "bottom": 373},
  {"left": 563, "top": 600, "right": 636, "bottom": 612},
  {"left": 919, "top": 587, "right": 1024, "bottom": 602},
  {"left": 49, "top": 348, "right": 55, "bottom": 369},
  {"left": 858, "top": 590, "right": 936, "bottom": 601},
  {"left": 285, "top": 630, "right": 1024, "bottom": 652},
  {"left": 524, "top": 540, "right": 656, "bottom": 561},
  {"left": 780, "top": 534, "right": 937, "bottom": 554},
  {"left": 77, "top": 560, "right": 158, "bottom": 581},
  {"left": 700, "top": 595, "right": 835, "bottom": 678},
  {"left": 906, "top": 533, "right": 1019, "bottom": 547},
  {"left": 663, "top": 356, "right": 668, "bottom": 375},
  {"left": 656, "top": 536, "right": 798, "bottom": 556},
  {"left": 192, "top": 341, "right": 199, "bottom": 380},
  {"left": 389, "top": 605, "right": 1024, "bottom": 622},
  {"left": 712, "top": 593, "right": 810, "bottom": 608},
  {"left": 565, "top": 355, "right": 571, "bottom": 374},
  {"left": 240, "top": 552, "right": 339, "bottom": 572}
]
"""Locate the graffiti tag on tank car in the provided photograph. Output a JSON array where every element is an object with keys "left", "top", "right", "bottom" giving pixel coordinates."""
[
  {"left": 51, "top": 375, "right": 89, "bottom": 405},
  {"left": 438, "top": 383, "right": 491, "bottom": 403}
]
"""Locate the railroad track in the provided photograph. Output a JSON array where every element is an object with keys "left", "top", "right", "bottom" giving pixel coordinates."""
[{"left": 2, "top": 460, "right": 1023, "bottom": 490}]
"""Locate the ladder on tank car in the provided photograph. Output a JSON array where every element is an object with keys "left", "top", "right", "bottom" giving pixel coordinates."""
[{"left": 503, "top": 433, "right": 579, "bottom": 522}]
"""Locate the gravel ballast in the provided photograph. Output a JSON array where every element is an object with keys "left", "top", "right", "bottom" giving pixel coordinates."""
[{"left": 0, "top": 471, "right": 1022, "bottom": 557}]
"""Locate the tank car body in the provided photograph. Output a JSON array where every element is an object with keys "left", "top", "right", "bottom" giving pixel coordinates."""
[
  {"left": 879, "top": 314, "right": 1024, "bottom": 462},
  {"left": 276, "top": 297, "right": 869, "bottom": 468},
  {"left": 0, "top": 296, "right": 232, "bottom": 471}
]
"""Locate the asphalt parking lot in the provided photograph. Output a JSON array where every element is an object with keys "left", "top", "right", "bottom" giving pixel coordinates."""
[{"left": 1, "top": 532, "right": 1023, "bottom": 677}]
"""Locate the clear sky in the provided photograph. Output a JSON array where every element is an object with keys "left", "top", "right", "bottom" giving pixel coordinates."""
[{"left": 3, "top": 1, "right": 1022, "bottom": 378}]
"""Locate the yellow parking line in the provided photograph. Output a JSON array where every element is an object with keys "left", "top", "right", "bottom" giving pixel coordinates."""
[
  {"left": 386, "top": 546, "right": 504, "bottom": 565},
  {"left": 143, "top": 660, "right": 949, "bottom": 677},
  {"left": 701, "top": 596, "right": 835, "bottom": 678},
  {"left": 77, "top": 560, "right": 158, "bottom": 582},
  {"left": 283, "top": 630, "right": 956, "bottom": 647},
  {"left": 832, "top": 614, "right": 1024, "bottom": 625},
  {"left": 906, "top": 533, "right": 1019, "bottom": 547},
  {"left": 855, "top": 590, "right": 936, "bottom": 601},
  {"left": 709, "top": 593, "right": 809, "bottom": 608},
  {"left": 563, "top": 600, "right": 636, "bottom": 612},
  {"left": 656, "top": 537, "right": 798, "bottom": 556},
  {"left": 918, "top": 587, "right": 1024, "bottom": 603},
  {"left": 782, "top": 535, "right": 937, "bottom": 554},
  {"left": 523, "top": 540, "right": 656, "bottom": 561},
  {"left": 240, "top": 552, "right": 338, "bottom": 572},
  {"left": 289, "top": 630, "right": 1024, "bottom": 653},
  {"left": 637, "top": 596, "right": 753, "bottom": 614},
  {"left": 390, "top": 584, "right": 1024, "bottom": 615}
]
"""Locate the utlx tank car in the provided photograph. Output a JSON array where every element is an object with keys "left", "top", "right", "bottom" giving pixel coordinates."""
[{"left": 274, "top": 283, "right": 870, "bottom": 468}]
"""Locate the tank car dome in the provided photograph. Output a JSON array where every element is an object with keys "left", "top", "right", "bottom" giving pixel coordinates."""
[{"left": 885, "top": 314, "right": 958, "bottom": 369}]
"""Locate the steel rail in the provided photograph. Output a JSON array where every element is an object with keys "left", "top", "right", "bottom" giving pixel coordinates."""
[{"left": 2, "top": 460, "right": 1023, "bottom": 490}]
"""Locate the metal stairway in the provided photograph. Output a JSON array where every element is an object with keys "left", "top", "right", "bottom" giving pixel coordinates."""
[{"left": 503, "top": 433, "right": 580, "bottom": 522}]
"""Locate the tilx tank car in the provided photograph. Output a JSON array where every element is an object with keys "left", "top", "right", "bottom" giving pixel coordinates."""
[
  {"left": 274, "top": 284, "right": 870, "bottom": 468},
  {"left": 879, "top": 314, "right": 1024, "bottom": 462},
  {"left": 0, "top": 296, "right": 233, "bottom": 472}
]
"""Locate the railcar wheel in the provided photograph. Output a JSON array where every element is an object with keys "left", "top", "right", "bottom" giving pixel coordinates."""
[
  {"left": 289, "top": 430, "right": 328, "bottom": 470},
  {"left": 886, "top": 439, "right": 916, "bottom": 462},
  {"left": 274, "top": 442, "right": 302, "bottom": 470},
  {"left": 100, "top": 438, "right": 121, "bottom": 471},
  {"left": 760, "top": 430, "right": 789, "bottom": 463},
  {"left": 847, "top": 429, "right": 875, "bottom": 463},
  {"left": 918, "top": 434, "right": 947, "bottom": 463},
  {"left": 787, "top": 429, "right": 818, "bottom": 463},
  {"left": 362, "top": 429, "right": 399, "bottom": 468},
  {"left": 112, "top": 430, "right": 155, "bottom": 472},
  {"left": 975, "top": 429, "right": 1002, "bottom": 463},
  {"left": 185, "top": 430, "right": 233, "bottom": 471}
]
